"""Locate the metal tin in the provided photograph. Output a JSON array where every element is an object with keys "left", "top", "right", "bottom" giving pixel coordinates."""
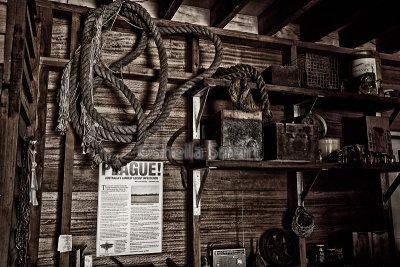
[
  {"left": 312, "top": 244, "right": 325, "bottom": 265},
  {"left": 351, "top": 50, "right": 377, "bottom": 78},
  {"left": 318, "top": 138, "right": 340, "bottom": 157}
]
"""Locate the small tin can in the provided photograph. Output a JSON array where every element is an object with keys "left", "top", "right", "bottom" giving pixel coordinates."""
[
  {"left": 351, "top": 50, "right": 377, "bottom": 78},
  {"left": 325, "top": 248, "right": 336, "bottom": 263},
  {"left": 312, "top": 244, "right": 325, "bottom": 265}
]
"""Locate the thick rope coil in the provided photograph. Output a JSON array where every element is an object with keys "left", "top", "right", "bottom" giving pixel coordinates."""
[
  {"left": 291, "top": 206, "right": 315, "bottom": 237},
  {"left": 57, "top": 0, "right": 272, "bottom": 170}
]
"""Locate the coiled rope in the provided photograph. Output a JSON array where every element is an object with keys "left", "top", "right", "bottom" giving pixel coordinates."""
[
  {"left": 57, "top": 0, "right": 272, "bottom": 170},
  {"left": 291, "top": 206, "right": 315, "bottom": 237}
]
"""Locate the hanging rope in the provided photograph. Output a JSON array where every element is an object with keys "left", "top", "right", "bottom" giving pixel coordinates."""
[
  {"left": 291, "top": 206, "right": 315, "bottom": 237},
  {"left": 57, "top": 0, "right": 272, "bottom": 170}
]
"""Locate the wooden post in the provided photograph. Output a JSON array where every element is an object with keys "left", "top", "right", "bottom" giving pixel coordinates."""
[
  {"left": 27, "top": 4, "right": 53, "bottom": 267},
  {"left": 0, "top": 0, "right": 27, "bottom": 266},
  {"left": 28, "top": 6, "right": 53, "bottom": 266},
  {"left": 380, "top": 173, "right": 396, "bottom": 260},
  {"left": 59, "top": 12, "right": 80, "bottom": 267},
  {"left": 186, "top": 35, "right": 201, "bottom": 267}
]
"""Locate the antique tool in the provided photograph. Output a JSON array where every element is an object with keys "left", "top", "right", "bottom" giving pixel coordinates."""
[{"left": 259, "top": 228, "right": 295, "bottom": 267}]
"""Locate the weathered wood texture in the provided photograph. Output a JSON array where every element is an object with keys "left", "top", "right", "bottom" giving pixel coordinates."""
[
  {"left": 32, "top": 1, "right": 400, "bottom": 267},
  {"left": 1, "top": 0, "right": 41, "bottom": 266}
]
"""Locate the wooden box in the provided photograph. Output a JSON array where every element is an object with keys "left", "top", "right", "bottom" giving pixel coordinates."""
[
  {"left": 203, "top": 110, "right": 263, "bottom": 160},
  {"left": 262, "top": 65, "right": 300, "bottom": 87},
  {"left": 342, "top": 116, "right": 392, "bottom": 154},
  {"left": 352, "top": 232, "right": 372, "bottom": 260},
  {"left": 264, "top": 123, "right": 318, "bottom": 161},
  {"left": 352, "top": 231, "right": 390, "bottom": 261}
]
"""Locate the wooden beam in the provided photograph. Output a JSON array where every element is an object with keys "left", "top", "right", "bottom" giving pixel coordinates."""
[
  {"left": 95, "top": 0, "right": 113, "bottom": 6},
  {"left": 210, "top": 0, "right": 250, "bottom": 28},
  {"left": 377, "top": 25, "right": 400, "bottom": 54},
  {"left": 299, "top": 0, "right": 364, "bottom": 42},
  {"left": 258, "top": 0, "right": 321, "bottom": 35},
  {"left": 0, "top": 0, "right": 27, "bottom": 265},
  {"left": 339, "top": 1, "right": 398, "bottom": 48},
  {"left": 59, "top": 12, "right": 80, "bottom": 267},
  {"left": 186, "top": 34, "right": 201, "bottom": 267},
  {"left": 36, "top": 0, "right": 89, "bottom": 14},
  {"left": 158, "top": 0, "right": 183, "bottom": 20},
  {"left": 2, "top": 0, "right": 17, "bottom": 84},
  {"left": 27, "top": 5, "right": 53, "bottom": 267}
]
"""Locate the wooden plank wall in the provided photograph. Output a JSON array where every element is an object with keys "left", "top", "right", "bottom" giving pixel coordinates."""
[
  {"left": 29, "top": 1, "right": 399, "bottom": 266},
  {"left": 0, "top": 0, "right": 42, "bottom": 266}
]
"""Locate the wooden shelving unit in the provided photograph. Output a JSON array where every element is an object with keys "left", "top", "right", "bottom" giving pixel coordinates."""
[
  {"left": 194, "top": 160, "right": 400, "bottom": 172},
  {"left": 187, "top": 59, "right": 400, "bottom": 265}
]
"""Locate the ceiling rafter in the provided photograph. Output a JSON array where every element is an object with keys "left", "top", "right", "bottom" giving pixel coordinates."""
[
  {"left": 339, "top": 1, "right": 398, "bottom": 48},
  {"left": 299, "top": 0, "right": 365, "bottom": 42},
  {"left": 96, "top": 0, "right": 113, "bottom": 6},
  {"left": 377, "top": 25, "right": 400, "bottom": 54},
  {"left": 258, "top": 0, "right": 321, "bottom": 35},
  {"left": 210, "top": 0, "right": 251, "bottom": 28},
  {"left": 158, "top": 0, "right": 183, "bottom": 20}
]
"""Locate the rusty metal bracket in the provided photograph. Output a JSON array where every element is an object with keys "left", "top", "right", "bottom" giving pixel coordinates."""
[
  {"left": 389, "top": 107, "right": 400, "bottom": 126},
  {"left": 196, "top": 168, "right": 210, "bottom": 208},
  {"left": 383, "top": 172, "right": 400, "bottom": 203},
  {"left": 195, "top": 86, "right": 211, "bottom": 131},
  {"left": 300, "top": 169, "right": 322, "bottom": 203}
]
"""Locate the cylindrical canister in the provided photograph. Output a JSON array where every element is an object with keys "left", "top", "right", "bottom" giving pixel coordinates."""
[
  {"left": 350, "top": 50, "right": 382, "bottom": 95},
  {"left": 312, "top": 244, "right": 325, "bottom": 265},
  {"left": 318, "top": 138, "right": 341, "bottom": 157},
  {"left": 351, "top": 50, "right": 377, "bottom": 78}
]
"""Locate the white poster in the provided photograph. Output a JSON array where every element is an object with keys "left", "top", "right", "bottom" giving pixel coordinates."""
[{"left": 96, "top": 161, "right": 163, "bottom": 257}]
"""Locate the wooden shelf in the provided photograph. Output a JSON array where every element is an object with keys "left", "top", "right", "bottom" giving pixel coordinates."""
[
  {"left": 193, "top": 160, "right": 400, "bottom": 172},
  {"left": 202, "top": 78, "right": 400, "bottom": 112}
]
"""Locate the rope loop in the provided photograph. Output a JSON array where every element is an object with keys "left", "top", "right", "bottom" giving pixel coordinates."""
[
  {"left": 291, "top": 206, "right": 315, "bottom": 237},
  {"left": 56, "top": 0, "right": 272, "bottom": 170}
]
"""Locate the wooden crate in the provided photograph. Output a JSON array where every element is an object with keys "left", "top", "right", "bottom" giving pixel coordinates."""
[
  {"left": 203, "top": 110, "right": 263, "bottom": 160},
  {"left": 262, "top": 65, "right": 300, "bottom": 87},
  {"left": 264, "top": 123, "right": 318, "bottom": 161},
  {"left": 342, "top": 116, "right": 392, "bottom": 154}
]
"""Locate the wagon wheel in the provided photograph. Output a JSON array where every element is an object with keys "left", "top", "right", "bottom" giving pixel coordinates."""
[{"left": 259, "top": 228, "right": 295, "bottom": 267}]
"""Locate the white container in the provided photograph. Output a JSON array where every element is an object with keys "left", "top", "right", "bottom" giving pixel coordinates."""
[{"left": 318, "top": 138, "right": 340, "bottom": 157}]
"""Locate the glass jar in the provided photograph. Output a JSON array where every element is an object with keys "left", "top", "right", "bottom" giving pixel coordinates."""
[{"left": 312, "top": 244, "right": 325, "bottom": 265}]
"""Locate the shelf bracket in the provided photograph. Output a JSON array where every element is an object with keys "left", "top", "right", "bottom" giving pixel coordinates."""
[
  {"left": 305, "top": 96, "right": 320, "bottom": 115},
  {"left": 383, "top": 172, "right": 400, "bottom": 203},
  {"left": 300, "top": 169, "right": 322, "bottom": 203},
  {"left": 195, "top": 86, "right": 211, "bottom": 131},
  {"left": 195, "top": 167, "right": 210, "bottom": 208},
  {"left": 389, "top": 107, "right": 400, "bottom": 126}
]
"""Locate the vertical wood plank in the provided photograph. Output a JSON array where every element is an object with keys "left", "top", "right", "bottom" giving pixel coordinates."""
[
  {"left": 27, "top": 5, "right": 53, "bottom": 266},
  {"left": 186, "top": 36, "right": 199, "bottom": 74},
  {"left": 281, "top": 44, "right": 297, "bottom": 66},
  {"left": 186, "top": 35, "right": 201, "bottom": 267},
  {"left": 2, "top": 0, "right": 17, "bottom": 84},
  {"left": 0, "top": 0, "right": 27, "bottom": 266},
  {"left": 59, "top": 11, "right": 80, "bottom": 267},
  {"left": 380, "top": 173, "right": 396, "bottom": 260}
]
